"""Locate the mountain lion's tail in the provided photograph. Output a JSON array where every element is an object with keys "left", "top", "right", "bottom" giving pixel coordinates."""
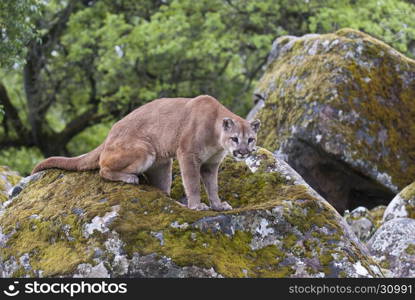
[{"left": 31, "top": 144, "right": 104, "bottom": 174}]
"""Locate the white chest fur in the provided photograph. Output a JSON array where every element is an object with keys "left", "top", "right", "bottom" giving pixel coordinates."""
[{"left": 200, "top": 146, "right": 227, "bottom": 164}]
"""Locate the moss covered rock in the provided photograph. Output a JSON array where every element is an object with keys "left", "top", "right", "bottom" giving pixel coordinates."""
[
  {"left": 382, "top": 182, "right": 415, "bottom": 223},
  {"left": 0, "top": 148, "right": 382, "bottom": 277},
  {"left": 344, "top": 205, "right": 387, "bottom": 242},
  {"left": 369, "top": 205, "right": 386, "bottom": 229},
  {"left": 252, "top": 28, "right": 415, "bottom": 212},
  {"left": 368, "top": 218, "right": 415, "bottom": 277}
]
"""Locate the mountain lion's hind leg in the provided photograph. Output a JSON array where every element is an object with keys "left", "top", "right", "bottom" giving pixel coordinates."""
[
  {"left": 145, "top": 159, "right": 173, "bottom": 194},
  {"left": 99, "top": 142, "right": 155, "bottom": 185},
  {"left": 100, "top": 168, "right": 140, "bottom": 184}
]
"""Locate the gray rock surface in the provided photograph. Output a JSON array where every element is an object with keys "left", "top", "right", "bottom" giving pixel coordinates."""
[
  {"left": 383, "top": 182, "right": 415, "bottom": 223},
  {"left": 344, "top": 206, "right": 376, "bottom": 242},
  {"left": 367, "top": 218, "right": 415, "bottom": 277}
]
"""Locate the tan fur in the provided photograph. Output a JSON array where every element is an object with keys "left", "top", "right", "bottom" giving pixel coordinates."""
[
  {"left": 32, "top": 144, "right": 104, "bottom": 173},
  {"left": 32, "top": 95, "right": 260, "bottom": 211}
]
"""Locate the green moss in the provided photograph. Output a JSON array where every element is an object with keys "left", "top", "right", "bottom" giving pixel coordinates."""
[
  {"left": 319, "top": 251, "right": 335, "bottom": 266},
  {"left": 250, "top": 148, "right": 279, "bottom": 172},
  {"left": 0, "top": 178, "right": 6, "bottom": 193},
  {"left": 6, "top": 174, "right": 21, "bottom": 187},
  {"left": 282, "top": 233, "right": 298, "bottom": 249},
  {"left": 0, "top": 193, "right": 7, "bottom": 204},
  {"left": 256, "top": 28, "right": 415, "bottom": 190},
  {"left": 34, "top": 242, "right": 89, "bottom": 275},
  {"left": 380, "top": 260, "right": 390, "bottom": 270},
  {"left": 171, "top": 154, "right": 288, "bottom": 209},
  {"left": 162, "top": 230, "right": 290, "bottom": 278},
  {"left": 115, "top": 214, "right": 292, "bottom": 278},
  {"left": 400, "top": 182, "right": 415, "bottom": 201},
  {"left": 284, "top": 197, "right": 342, "bottom": 235},
  {"left": 338, "top": 271, "right": 347, "bottom": 278},
  {"left": 405, "top": 244, "right": 415, "bottom": 255},
  {"left": 0, "top": 215, "right": 93, "bottom": 276},
  {"left": 369, "top": 205, "right": 386, "bottom": 228},
  {"left": 11, "top": 268, "right": 27, "bottom": 278}
]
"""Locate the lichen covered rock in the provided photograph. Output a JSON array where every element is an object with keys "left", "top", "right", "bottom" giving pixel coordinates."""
[
  {"left": 367, "top": 218, "right": 415, "bottom": 277},
  {"left": 344, "top": 207, "right": 376, "bottom": 242},
  {"left": 253, "top": 28, "right": 415, "bottom": 212},
  {"left": 344, "top": 205, "right": 387, "bottom": 242},
  {"left": 0, "top": 148, "right": 382, "bottom": 277},
  {"left": 0, "top": 166, "right": 21, "bottom": 206},
  {"left": 383, "top": 182, "right": 415, "bottom": 223},
  {"left": 369, "top": 205, "right": 386, "bottom": 229}
]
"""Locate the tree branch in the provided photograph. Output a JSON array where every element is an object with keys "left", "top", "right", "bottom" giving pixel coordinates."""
[
  {"left": 24, "top": 0, "right": 86, "bottom": 148},
  {"left": 0, "top": 137, "right": 32, "bottom": 149},
  {"left": 0, "top": 82, "right": 28, "bottom": 139},
  {"left": 58, "top": 108, "right": 106, "bottom": 146}
]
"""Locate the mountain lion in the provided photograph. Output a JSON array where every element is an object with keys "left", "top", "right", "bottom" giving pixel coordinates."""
[{"left": 32, "top": 95, "right": 260, "bottom": 211}]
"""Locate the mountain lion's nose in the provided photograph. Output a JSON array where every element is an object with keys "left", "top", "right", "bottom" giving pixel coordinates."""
[{"left": 234, "top": 149, "right": 249, "bottom": 157}]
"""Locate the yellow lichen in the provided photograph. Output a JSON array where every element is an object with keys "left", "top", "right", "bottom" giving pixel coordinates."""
[{"left": 400, "top": 182, "right": 415, "bottom": 201}]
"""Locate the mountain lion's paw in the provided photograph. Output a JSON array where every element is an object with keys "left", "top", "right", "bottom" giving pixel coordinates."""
[
  {"left": 125, "top": 175, "right": 139, "bottom": 185},
  {"left": 211, "top": 201, "right": 233, "bottom": 211},
  {"left": 188, "top": 203, "right": 210, "bottom": 211}
]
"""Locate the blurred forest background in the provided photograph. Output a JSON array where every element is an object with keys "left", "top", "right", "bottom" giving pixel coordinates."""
[{"left": 1, "top": 0, "right": 415, "bottom": 175}]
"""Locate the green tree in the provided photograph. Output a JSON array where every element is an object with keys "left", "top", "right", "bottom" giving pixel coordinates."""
[
  {"left": 0, "top": 0, "right": 40, "bottom": 68},
  {"left": 310, "top": 0, "right": 415, "bottom": 55},
  {"left": 1, "top": 0, "right": 294, "bottom": 160}
]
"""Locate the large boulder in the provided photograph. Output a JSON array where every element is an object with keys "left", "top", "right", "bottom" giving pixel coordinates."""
[
  {"left": 252, "top": 29, "right": 415, "bottom": 212},
  {"left": 367, "top": 218, "right": 415, "bottom": 277},
  {"left": 0, "top": 148, "right": 382, "bottom": 278},
  {"left": 383, "top": 182, "right": 415, "bottom": 223}
]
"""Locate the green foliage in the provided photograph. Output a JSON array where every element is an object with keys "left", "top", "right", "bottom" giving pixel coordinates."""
[
  {"left": 0, "top": 147, "right": 43, "bottom": 175},
  {"left": 310, "top": 0, "right": 415, "bottom": 55},
  {"left": 67, "top": 123, "right": 111, "bottom": 156},
  {"left": 51, "top": 0, "right": 287, "bottom": 118},
  {"left": 0, "top": 0, "right": 41, "bottom": 68}
]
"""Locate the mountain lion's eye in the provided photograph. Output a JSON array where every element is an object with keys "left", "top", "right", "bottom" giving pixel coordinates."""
[
  {"left": 248, "top": 138, "right": 255, "bottom": 144},
  {"left": 231, "top": 137, "right": 239, "bottom": 143}
]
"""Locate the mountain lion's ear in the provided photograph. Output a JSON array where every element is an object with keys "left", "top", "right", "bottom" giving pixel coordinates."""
[
  {"left": 250, "top": 119, "right": 261, "bottom": 133},
  {"left": 222, "top": 118, "right": 235, "bottom": 131}
]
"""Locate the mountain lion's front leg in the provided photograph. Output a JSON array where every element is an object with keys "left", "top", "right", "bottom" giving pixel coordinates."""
[
  {"left": 177, "top": 152, "right": 209, "bottom": 210},
  {"left": 201, "top": 163, "right": 232, "bottom": 211}
]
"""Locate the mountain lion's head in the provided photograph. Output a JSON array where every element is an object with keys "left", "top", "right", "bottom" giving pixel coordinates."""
[{"left": 220, "top": 118, "right": 260, "bottom": 161}]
